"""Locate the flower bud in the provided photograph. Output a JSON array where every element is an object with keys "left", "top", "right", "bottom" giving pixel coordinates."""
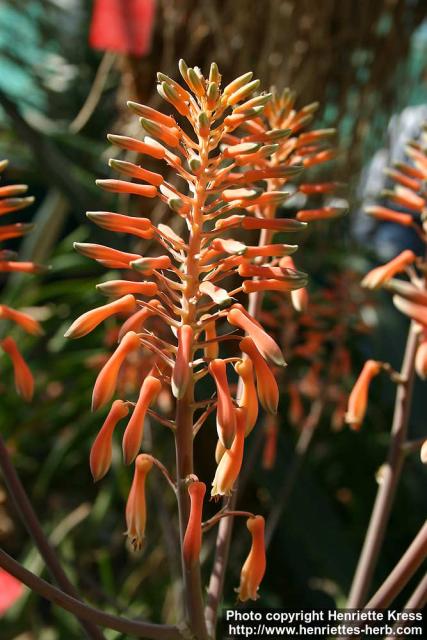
[
  {"left": 236, "top": 515, "right": 266, "bottom": 601},
  {"left": 1, "top": 336, "right": 34, "bottom": 401},
  {"left": 362, "top": 250, "right": 416, "bottom": 290},
  {"left": 92, "top": 331, "right": 141, "bottom": 411},
  {"left": 211, "top": 408, "right": 245, "bottom": 497},
  {"left": 90, "top": 400, "right": 129, "bottom": 481},
  {"left": 122, "top": 376, "right": 162, "bottom": 464},
  {"left": 229, "top": 306, "right": 286, "bottom": 367},
  {"left": 125, "top": 454, "right": 153, "bottom": 551},
  {"left": 183, "top": 481, "right": 206, "bottom": 565},
  {"left": 209, "top": 359, "right": 236, "bottom": 448},
  {"left": 345, "top": 360, "right": 382, "bottom": 430},
  {"left": 96, "top": 280, "right": 158, "bottom": 297},
  {"left": 0, "top": 305, "right": 43, "bottom": 336},
  {"left": 65, "top": 295, "right": 136, "bottom": 339},
  {"left": 235, "top": 359, "right": 258, "bottom": 435},
  {"left": 239, "top": 337, "right": 279, "bottom": 414}
]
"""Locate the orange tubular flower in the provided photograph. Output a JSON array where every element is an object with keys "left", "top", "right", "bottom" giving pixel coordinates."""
[
  {"left": 0, "top": 305, "right": 43, "bottom": 336},
  {"left": 90, "top": 400, "right": 129, "bottom": 481},
  {"left": 345, "top": 360, "right": 382, "bottom": 430},
  {"left": 66, "top": 63, "right": 341, "bottom": 606},
  {"left": 228, "top": 306, "right": 286, "bottom": 367},
  {"left": 92, "top": 331, "right": 141, "bottom": 411},
  {"left": 236, "top": 515, "right": 266, "bottom": 602},
  {"left": 209, "top": 359, "right": 236, "bottom": 449},
  {"left": 97, "top": 280, "right": 158, "bottom": 297},
  {"left": 125, "top": 454, "right": 153, "bottom": 551},
  {"left": 122, "top": 375, "right": 162, "bottom": 464},
  {"left": 361, "top": 250, "right": 416, "bottom": 290},
  {"left": 183, "top": 481, "right": 206, "bottom": 566},
  {"left": 239, "top": 337, "right": 279, "bottom": 414},
  {"left": 1, "top": 336, "right": 34, "bottom": 401},
  {"left": 65, "top": 294, "right": 136, "bottom": 338},
  {"left": 235, "top": 359, "right": 258, "bottom": 435},
  {"left": 0, "top": 162, "right": 44, "bottom": 400},
  {"left": 211, "top": 408, "right": 246, "bottom": 497}
]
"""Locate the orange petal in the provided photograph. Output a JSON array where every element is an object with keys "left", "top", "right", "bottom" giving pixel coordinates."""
[
  {"left": 183, "top": 481, "right": 206, "bottom": 565},
  {"left": 90, "top": 400, "right": 129, "bottom": 481},
  {"left": 1, "top": 336, "right": 34, "bottom": 401},
  {"left": 74, "top": 242, "right": 141, "bottom": 268},
  {"left": 65, "top": 295, "right": 136, "bottom": 339},
  {"left": 239, "top": 337, "right": 279, "bottom": 414},
  {"left": 345, "top": 360, "right": 382, "bottom": 430},
  {"left": 211, "top": 408, "right": 245, "bottom": 497},
  {"left": 209, "top": 359, "right": 236, "bottom": 448},
  {"left": 201, "top": 315, "right": 219, "bottom": 360},
  {"left": 125, "top": 454, "right": 153, "bottom": 551},
  {"left": 365, "top": 206, "right": 413, "bottom": 227},
  {"left": 96, "top": 179, "right": 157, "bottom": 198},
  {"left": 362, "top": 250, "right": 416, "bottom": 290},
  {"left": 92, "top": 331, "right": 141, "bottom": 411},
  {"left": 228, "top": 307, "right": 286, "bottom": 367},
  {"left": 122, "top": 376, "right": 162, "bottom": 464},
  {"left": 107, "top": 134, "right": 166, "bottom": 159},
  {"left": 235, "top": 359, "right": 258, "bottom": 435},
  {"left": 0, "top": 305, "right": 43, "bottom": 336},
  {"left": 97, "top": 280, "right": 158, "bottom": 297},
  {"left": 236, "top": 516, "right": 266, "bottom": 601}
]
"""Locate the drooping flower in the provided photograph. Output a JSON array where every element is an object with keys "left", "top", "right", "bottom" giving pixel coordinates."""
[
  {"left": 211, "top": 408, "right": 246, "bottom": 498},
  {"left": 183, "top": 481, "right": 206, "bottom": 566},
  {"left": 90, "top": 400, "right": 129, "bottom": 481},
  {"left": 228, "top": 306, "right": 286, "bottom": 367},
  {"left": 0, "top": 336, "right": 34, "bottom": 402},
  {"left": 92, "top": 331, "right": 141, "bottom": 411},
  {"left": 122, "top": 375, "right": 162, "bottom": 464},
  {"left": 236, "top": 515, "right": 266, "bottom": 601},
  {"left": 235, "top": 358, "right": 258, "bottom": 435},
  {"left": 345, "top": 360, "right": 382, "bottom": 430},
  {"left": 239, "top": 337, "right": 279, "bottom": 414},
  {"left": 125, "top": 453, "right": 153, "bottom": 551},
  {"left": 209, "top": 359, "right": 236, "bottom": 449}
]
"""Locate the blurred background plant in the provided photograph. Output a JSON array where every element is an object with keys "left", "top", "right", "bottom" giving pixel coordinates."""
[{"left": 0, "top": 1, "right": 426, "bottom": 638}]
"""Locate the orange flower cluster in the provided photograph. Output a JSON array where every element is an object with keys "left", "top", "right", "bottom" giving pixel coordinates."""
[
  {"left": 346, "top": 125, "right": 427, "bottom": 429},
  {"left": 0, "top": 161, "right": 43, "bottom": 401},
  {"left": 66, "top": 62, "right": 340, "bottom": 600}
]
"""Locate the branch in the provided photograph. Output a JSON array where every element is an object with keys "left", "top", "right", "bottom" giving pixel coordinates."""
[
  {"left": 365, "top": 520, "right": 427, "bottom": 609},
  {"left": 0, "top": 435, "right": 105, "bottom": 640},
  {"left": 0, "top": 549, "right": 184, "bottom": 640},
  {"left": 347, "top": 321, "right": 419, "bottom": 607}
]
